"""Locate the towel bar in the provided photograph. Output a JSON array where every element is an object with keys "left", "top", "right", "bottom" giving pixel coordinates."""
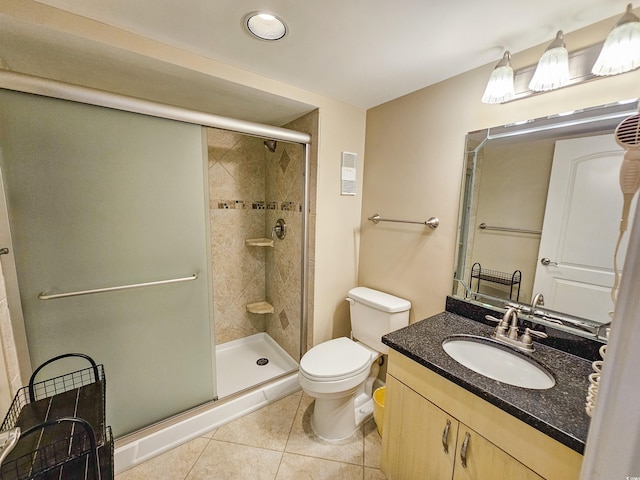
[{"left": 368, "top": 214, "right": 439, "bottom": 229}]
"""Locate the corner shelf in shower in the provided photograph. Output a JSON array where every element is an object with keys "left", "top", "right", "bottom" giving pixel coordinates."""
[
  {"left": 246, "top": 301, "right": 274, "bottom": 314},
  {"left": 245, "top": 238, "right": 274, "bottom": 247}
]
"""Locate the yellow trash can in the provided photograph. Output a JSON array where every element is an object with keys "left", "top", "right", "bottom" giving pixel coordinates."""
[{"left": 373, "top": 386, "right": 386, "bottom": 436}]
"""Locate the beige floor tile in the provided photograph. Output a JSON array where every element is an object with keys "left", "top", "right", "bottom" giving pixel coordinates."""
[
  {"left": 116, "top": 437, "right": 209, "bottom": 480},
  {"left": 186, "top": 440, "right": 282, "bottom": 480},
  {"left": 364, "top": 418, "right": 382, "bottom": 468},
  {"left": 285, "top": 396, "right": 364, "bottom": 465},
  {"left": 365, "top": 466, "right": 388, "bottom": 479},
  {"left": 213, "top": 394, "right": 301, "bottom": 450},
  {"left": 200, "top": 427, "right": 217, "bottom": 439},
  {"left": 276, "top": 453, "right": 364, "bottom": 480}
]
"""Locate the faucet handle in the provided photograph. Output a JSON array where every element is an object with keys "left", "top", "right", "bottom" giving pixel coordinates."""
[
  {"left": 485, "top": 315, "right": 508, "bottom": 336},
  {"left": 524, "top": 328, "right": 548, "bottom": 339},
  {"left": 521, "top": 328, "right": 548, "bottom": 349}
]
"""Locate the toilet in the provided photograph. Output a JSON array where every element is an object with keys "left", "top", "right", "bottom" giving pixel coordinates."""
[{"left": 299, "top": 287, "right": 411, "bottom": 440}]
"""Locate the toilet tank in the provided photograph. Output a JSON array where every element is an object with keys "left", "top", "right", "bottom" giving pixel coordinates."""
[{"left": 347, "top": 287, "right": 411, "bottom": 354}]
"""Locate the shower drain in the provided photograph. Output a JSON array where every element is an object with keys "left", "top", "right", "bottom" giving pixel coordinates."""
[{"left": 256, "top": 358, "right": 269, "bottom": 366}]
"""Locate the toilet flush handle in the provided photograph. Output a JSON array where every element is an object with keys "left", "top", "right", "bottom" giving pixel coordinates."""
[{"left": 345, "top": 298, "right": 355, "bottom": 305}]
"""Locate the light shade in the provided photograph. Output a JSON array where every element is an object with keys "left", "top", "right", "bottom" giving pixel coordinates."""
[
  {"left": 482, "top": 51, "right": 515, "bottom": 104},
  {"left": 245, "top": 12, "right": 287, "bottom": 41},
  {"left": 592, "top": 4, "right": 640, "bottom": 76},
  {"left": 529, "top": 31, "right": 570, "bottom": 92}
]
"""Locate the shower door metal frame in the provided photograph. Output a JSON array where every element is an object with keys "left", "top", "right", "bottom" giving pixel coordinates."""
[{"left": 0, "top": 70, "right": 311, "bottom": 388}]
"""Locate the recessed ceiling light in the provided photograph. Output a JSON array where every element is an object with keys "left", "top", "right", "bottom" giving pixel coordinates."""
[{"left": 244, "top": 12, "right": 287, "bottom": 41}]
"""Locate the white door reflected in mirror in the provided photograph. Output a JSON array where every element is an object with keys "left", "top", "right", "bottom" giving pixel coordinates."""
[{"left": 533, "top": 134, "right": 637, "bottom": 323}]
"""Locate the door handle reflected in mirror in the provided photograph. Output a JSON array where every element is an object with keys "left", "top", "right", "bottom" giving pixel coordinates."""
[{"left": 540, "top": 258, "right": 558, "bottom": 266}]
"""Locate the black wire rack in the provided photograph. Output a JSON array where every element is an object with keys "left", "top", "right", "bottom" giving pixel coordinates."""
[
  {"left": 470, "top": 262, "right": 522, "bottom": 301},
  {"left": 0, "top": 354, "right": 113, "bottom": 480}
]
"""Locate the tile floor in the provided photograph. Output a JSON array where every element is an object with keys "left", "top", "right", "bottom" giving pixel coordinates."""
[{"left": 116, "top": 391, "right": 387, "bottom": 479}]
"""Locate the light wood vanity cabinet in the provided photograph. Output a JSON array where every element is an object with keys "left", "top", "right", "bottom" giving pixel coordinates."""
[
  {"left": 382, "top": 350, "right": 582, "bottom": 480},
  {"left": 383, "top": 376, "right": 542, "bottom": 480},
  {"left": 451, "top": 421, "right": 542, "bottom": 480},
  {"left": 383, "top": 375, "right": 457, "bottom": 479}
]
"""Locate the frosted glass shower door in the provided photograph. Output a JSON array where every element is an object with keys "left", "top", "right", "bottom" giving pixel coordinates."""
[{"left": 0, "top": 90, "right": 215, "bottom": 437}]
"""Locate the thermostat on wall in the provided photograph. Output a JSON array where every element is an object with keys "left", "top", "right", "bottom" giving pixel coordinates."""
[{"left": 341, "top": 152, "right": 357, "bottom": 196}]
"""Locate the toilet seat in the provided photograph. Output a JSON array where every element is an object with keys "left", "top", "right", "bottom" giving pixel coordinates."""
[{"left": 300, "top": 337, "right": 376, "bottom": 382}]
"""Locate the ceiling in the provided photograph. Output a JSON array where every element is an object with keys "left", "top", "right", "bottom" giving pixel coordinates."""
[{"left": 0, "top": 1, "right": 631, "bottom": 125}]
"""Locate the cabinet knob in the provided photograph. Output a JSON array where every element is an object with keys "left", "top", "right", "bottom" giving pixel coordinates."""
[
  {"left": 441, "top": 419, "right": 451, "bottom": 453},
  {"left": 460, "top": 432, "right": 471, "bottom": 468}
]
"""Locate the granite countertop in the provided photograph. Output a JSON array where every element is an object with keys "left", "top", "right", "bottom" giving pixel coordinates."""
[{"left": 382, "top": 311, "right": 592, "bottom": 454}]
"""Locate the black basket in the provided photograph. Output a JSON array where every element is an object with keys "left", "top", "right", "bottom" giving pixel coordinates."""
[{"left": 0, "top": 354, "right": 112, "bottom": 480}]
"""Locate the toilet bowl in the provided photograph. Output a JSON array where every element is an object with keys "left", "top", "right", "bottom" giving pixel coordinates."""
[
  {"left": 299, "top": 337, "right": 379, "bottom": 440},
  {"left": 298, "top": 287, "right": 411, "bottom": 440}
]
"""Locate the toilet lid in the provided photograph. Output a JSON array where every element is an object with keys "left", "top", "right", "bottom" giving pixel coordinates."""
[{"left": 300, "top": 337, "right": 374, "bottom": 381}]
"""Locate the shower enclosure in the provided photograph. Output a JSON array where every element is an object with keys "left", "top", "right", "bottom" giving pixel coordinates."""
[
  {"left": 206, "top": 128, "right": 304, "bottom": 399},
  {"left": 0, "top": 73, "right": 310, "bottom": 442}
]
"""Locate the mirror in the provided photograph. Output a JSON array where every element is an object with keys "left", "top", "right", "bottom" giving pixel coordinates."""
[{"left": 453, "top": 100, "right": 639, "bottom": 341}]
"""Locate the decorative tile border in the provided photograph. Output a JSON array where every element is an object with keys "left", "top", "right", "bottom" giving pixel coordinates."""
[{"left": 211, "top": 199, "right": 302, "bottom": 212}]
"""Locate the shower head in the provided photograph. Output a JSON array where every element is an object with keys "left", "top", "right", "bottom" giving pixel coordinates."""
[{"left": 264, "top": 139, "right": 277, "bottom": 153}]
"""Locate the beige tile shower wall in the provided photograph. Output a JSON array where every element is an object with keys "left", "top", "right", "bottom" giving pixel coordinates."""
[
  {"left": 287, "top": 112, "right": 319, "bottom": 355},
  {"left": 264, "top": 142, "right": 303, "bottom": 361},
  {"left": 264, "top": 110, "right": 318, "bottom": 362},
  {"left": 208, "top": 111, "right": 317, "bottom": 359},
  {"left": 207, "top": 129, "right": 267, "bottom": 344}
]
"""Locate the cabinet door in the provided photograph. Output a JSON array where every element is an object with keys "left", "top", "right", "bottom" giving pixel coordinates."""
[
  {"left": 453, "top": 424, "right": 543, "bottom": 480},
  {"left": 382, "top": 375, "right": 458, "bottom": 480}
]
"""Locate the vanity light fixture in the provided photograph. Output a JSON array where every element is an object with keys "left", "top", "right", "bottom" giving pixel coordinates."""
[
  {"left": 482, "top": 5, "right": 640, "bottom": 104},
  {"left": 481, "top": 51, "right": 515, "bottom": 104},
  {"left": 592, "top": 4, "right": 640, "bottom": 76},
  {"left": 528, "top": 31, "right": 570, "bottom": 92},
  {"left": 245, "top": 12, "right": 287, "bottom": 41}
]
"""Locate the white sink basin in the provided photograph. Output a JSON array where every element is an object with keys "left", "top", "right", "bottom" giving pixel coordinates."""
[{"left": 442, "top": 336, "right": 555, "bottom": 390}]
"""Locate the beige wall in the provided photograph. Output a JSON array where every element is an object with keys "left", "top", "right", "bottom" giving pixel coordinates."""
[
  {"left": 0, "top": 1, "right": 366, "bottom": 360},
  {"left": 468, "top": 140, "right": 554, "bottom": 304},
  {"left": 360, "top": 12, "right": 640, "bottom": 323}
]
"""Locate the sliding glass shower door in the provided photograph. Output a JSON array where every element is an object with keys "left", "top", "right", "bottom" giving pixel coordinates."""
[{"left": 0, "top": 90, "right": 215, "bottom": 437}]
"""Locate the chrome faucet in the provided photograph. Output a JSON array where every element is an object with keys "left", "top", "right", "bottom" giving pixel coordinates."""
[
  {"left": 531, "top": 293, "right": 545, "bottom": 315},
  {"left": 485, "top": 307, "right": 547, "bottom": 353},
  {"left": 504, "top": 307, "right": 520, "bottom": 340},
  {"left": 528, "top": 294, "right": 604, "bottom": 337}
]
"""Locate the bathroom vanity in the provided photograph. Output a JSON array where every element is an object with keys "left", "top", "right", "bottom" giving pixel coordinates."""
[{"left": 380, "top": 306, "right": 593, "bottom": 480}]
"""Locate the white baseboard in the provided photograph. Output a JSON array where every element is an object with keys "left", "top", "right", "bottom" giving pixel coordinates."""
[{"left": 114, "top": 372, "right": 300, "bottom": 474}]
